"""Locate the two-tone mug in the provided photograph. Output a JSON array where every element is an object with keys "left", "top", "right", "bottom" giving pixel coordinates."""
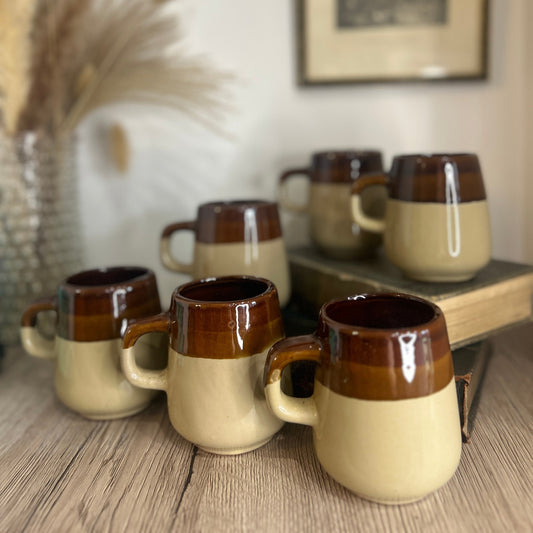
[
  {"left": 279, "top": 150, "right": 385, "bottom": 259},
  {"left": 264, "top": 293, "right": 462, "bottom": 504},
  {"left": 20, "top": 267, "right": 167, "bottom": 419},
  {"left": 121, "top": 276, "right": 285, "bottom": 454},
  {"left": 351, "top": 153, "right": 491, "bottom": 281},
  {"left": 160, "top": 200, "right": 291, "bottom": 307}
]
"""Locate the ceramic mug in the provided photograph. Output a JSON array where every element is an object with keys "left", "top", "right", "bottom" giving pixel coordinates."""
[
  {"left": 160, "top": 200, "right": 291, "bottom": 307},
  {"left": 121, "top": 275, "right": 286, "bottom": 455},
  {"left": 264, "top": 293, "right": 462, "bottom": 504},
  {"left": 20, "top": 267, "right": 167, "bottom": 419},
  {"left": 351, "top": 153, "right": 491, "bottom": 282},
  {"left": 279, "top": 150, "right": 385, "bottom": 259}
]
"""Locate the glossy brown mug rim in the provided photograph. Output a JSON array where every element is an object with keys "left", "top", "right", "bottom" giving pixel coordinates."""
[
  {"left": 172, "top": 275, "right": 275, "bottom": 306},
  {"left": 320, "top": 293, "right": 443, "bottom": 336},
  {"left": 391, "top": 152, "right": 476, "bottom": 162},
  {"left": 198, "top": 199, "right": 276, "bottom": 210},
  {"left": 389, "top": 152, "right": 483, "bottom": 178},
  {"left": 389, "top": 152, "right": 485, "bottom": 202},
  {"left": 122, "top": 275, "right": 284, "bottom": 359},
  {"left": 352, "top": 152, "right": 486, "bottom": 204},
  {"left": 311, "top": 149, "right": 383, "bottom": 161},
  {"left": 264, "top": 292, "right": 452, "bottom": 401},
  {"left": 21, "top": 265, "right": 161, "bottom": 342},
  {"left": 63, "top": 266, "right": 155, "bottom": 293}
]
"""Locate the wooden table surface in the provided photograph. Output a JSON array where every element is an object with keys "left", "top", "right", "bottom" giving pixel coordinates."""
[{"left": 0, "top": 324, "right": 532, "bottom": 533}]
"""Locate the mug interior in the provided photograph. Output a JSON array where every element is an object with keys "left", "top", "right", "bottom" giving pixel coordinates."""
[
  {"left": 393, "top": 152, "right": 474, "bottom": 161},
  {"left": 202, "top": 199, "right": 273, "bottom": 210},
  {"left": 313, "top": 149, "right": 382, "bottom": 162},
  {"left": 179, "top": 277, "right": 270, "bottom": 302},
  {"left": 66, "top": 267, "right": 148, "bottom": 287},
  {"left": 325, "top": 295, "right": 436, "bottom": 330}
]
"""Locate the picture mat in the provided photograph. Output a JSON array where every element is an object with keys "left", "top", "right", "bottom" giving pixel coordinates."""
[{"left": 302, "top": 0, "right": 487, "bottom": 82}]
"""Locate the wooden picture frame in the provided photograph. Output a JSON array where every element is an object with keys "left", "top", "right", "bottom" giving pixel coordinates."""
[{"left": 297, "top": 0, "right": 489, "bottom": 85}]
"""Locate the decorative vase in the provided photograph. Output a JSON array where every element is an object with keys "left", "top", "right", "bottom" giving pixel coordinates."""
[{"left": 0, "top": 131, "right": 83, "bottom": 348}]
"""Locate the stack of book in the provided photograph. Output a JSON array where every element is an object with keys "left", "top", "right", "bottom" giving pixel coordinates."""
[{"left": 284, "top": 247, "right": 533, "bottom": 442}]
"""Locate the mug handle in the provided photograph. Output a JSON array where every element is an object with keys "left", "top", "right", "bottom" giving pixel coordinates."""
[
  {"left": 121, "top": 312, "right": 170, "bottom": 391},
  {"left": 20, "top": 295, "right": 58, "bottom": 359},
  {"left": 160, "top": 221, "right": 196, "bottom": 274},
  {"left": 278, "top": 167, "right": 311, "bottom": 213},
  {"left": 351, "top": 173, "right": 389, "bottom": 234},
  {"left": 263, "top": 335, "right": 321, "bottom": 426}
]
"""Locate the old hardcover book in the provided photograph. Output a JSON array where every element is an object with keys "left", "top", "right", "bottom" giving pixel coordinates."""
[
  {"left": 282, "top": 302, "right": 493, "bottom": 443},
  {"left": 453, "top": 341, "right": 493, "bottom": 442},
  {"left": 289, "top": 247, "right": 533, "bottom": 349}
]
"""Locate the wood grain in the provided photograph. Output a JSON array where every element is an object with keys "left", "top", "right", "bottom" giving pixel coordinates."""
[{"left": 1, "top": 324, "right": 532, "bottom": 532}]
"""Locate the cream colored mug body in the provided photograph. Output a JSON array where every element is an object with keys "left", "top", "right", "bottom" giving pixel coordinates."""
[
  {"left": 264, "top": 294, "right": 462, "bottom": 504},
  {"left": 191, "top": 238, "right": 290, "bottom": 307}
]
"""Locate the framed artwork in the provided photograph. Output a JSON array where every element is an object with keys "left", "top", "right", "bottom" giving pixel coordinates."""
[{"left": 297, "top": 0, "right": 489, "bottom": 84}]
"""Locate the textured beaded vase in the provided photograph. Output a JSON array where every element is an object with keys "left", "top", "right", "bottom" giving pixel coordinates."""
[{"left": 0, "top": 131, "right": 83, "bottom": 347}]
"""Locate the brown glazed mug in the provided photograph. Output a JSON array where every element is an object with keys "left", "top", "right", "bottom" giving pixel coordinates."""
[
  {"left": 279, "top": 150, "right": 385, "bottom": 259},
  {"left": 121, "top": 276, "right": 285, "bottom": 455},
  {"left": 20, "top": 267, "right": 167, "bottom": 419},
  {"left": 351, "top": 153, "right": 491, "bottom": 281},
  {"left": 264, "top": 293, "right": 462, "bottom": 504},
  {"left": 160, "top": 200, "right": 291, "bottom": 307}
]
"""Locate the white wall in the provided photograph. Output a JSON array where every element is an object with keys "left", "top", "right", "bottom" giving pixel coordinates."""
[
  {"left": 525, "top": 0, "right": 533, "bottom": 262},
  {"left": 77, "top": 0, "right": 531, "bottom": 301}
]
